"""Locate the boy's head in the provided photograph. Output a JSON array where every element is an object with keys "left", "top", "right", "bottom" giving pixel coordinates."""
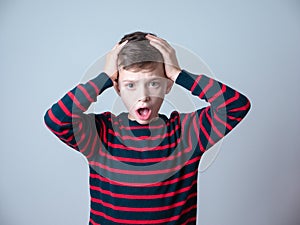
[
  {"left": 117, "top": 31, "right": 164, "bottom": 73},
  {"left": 114, "top": 31, "right": 173, "bottom": 125}
]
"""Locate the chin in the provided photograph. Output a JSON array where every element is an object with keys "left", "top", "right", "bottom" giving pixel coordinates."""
[
  {"left": 133, "top": 116, "right": 155, "bottom": 125},
  {"left": 137, "top": 120, "right": 150, "bottom": 125}
]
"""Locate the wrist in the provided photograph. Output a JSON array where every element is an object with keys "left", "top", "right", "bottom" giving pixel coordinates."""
[{"left": 169, "top": 68, "right": 182, "bottom": 82}]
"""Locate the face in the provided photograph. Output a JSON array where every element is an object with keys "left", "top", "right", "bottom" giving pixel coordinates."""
[{"left": 115, "top": 63, "right": 172, "bottom": 125}]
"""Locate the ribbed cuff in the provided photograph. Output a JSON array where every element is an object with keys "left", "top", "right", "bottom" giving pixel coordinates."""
[
  {"left": 91, "top": 72, "right": 114, "bottom": 94},
  {"left": 175, "top": 69, "right": 199, "bottom": 90}
]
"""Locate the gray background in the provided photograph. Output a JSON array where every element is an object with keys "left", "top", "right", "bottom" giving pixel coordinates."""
[{"left": 1, "top": 0, "right": 300, "bottom": 225}]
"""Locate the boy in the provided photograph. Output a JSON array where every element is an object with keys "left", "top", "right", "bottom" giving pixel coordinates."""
[{"left": 44, "top": 31, "right": 251, "bottom": 225}]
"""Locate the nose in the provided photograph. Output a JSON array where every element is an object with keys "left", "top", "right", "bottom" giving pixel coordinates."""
[
  {"left": 140, "top": 95, "right": 150, "bottom": 102},
  {"left": 138, "top": 85, "right": 150, "bottom": 102}
]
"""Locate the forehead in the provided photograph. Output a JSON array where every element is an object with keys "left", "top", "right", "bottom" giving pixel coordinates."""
[{"left": 118, "top": 64, "right": 165, "bottom": 81}]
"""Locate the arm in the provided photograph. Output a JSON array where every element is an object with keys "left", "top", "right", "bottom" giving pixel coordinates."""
[
  {"left": 146, "top": 34, "right": 251, "bottom": 152},
  {"left": 44, "top": 40, "right": 127, "bottom": 158},
  {"left": 43, "top": 73, "right": 113, "bottom": 158},
  {"left": 175, "top": 70, "right": 251, "bottom": 152}
]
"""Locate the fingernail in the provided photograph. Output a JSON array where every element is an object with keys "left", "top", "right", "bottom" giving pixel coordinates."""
[{"left": 121, "top": 40, "right": 128, "bottom": 45}]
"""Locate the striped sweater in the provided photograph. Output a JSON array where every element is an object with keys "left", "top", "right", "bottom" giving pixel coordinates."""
[{"left": 44, "top": 69, "right": 251, "bottom": 225}]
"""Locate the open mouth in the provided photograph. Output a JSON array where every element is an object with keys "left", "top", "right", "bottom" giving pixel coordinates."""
[{"left": 135, "top": 107, "right": 152, "bottom": 121}]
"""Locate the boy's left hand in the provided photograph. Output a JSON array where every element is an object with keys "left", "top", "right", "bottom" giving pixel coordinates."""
[{"left": 146, "top": 34, "right": 181, "bottom": 82}]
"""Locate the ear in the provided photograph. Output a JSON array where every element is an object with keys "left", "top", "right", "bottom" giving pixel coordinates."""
[{"left": 165, "top": 79, "right": 173, "bottom": 94}]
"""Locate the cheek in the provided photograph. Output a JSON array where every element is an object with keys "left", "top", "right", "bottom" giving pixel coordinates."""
[
  {"left": 149, "top": 88, "right": 165, "bottom": 98},
  {"left": 151, "top": 97, "right": 164, "bottom": 112},
  {"left": 120, "top": 89, "right": 138, "bottom": 109},
  {"left": 151, "top": 82, "right": 168, "bottom": 96},
  {"left": 121, "top": 89, "right": 134, "bottom": 99}
]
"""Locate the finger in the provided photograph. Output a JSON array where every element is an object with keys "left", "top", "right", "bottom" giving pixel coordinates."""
[
  {"left": 118, "top": 40, "right": 128, "bottom": 48},
  {"left": 148, "top": 39, "right": 169, "bottom": 54},
  {"left": 115, "top": 40, "right": 128, "bottom": 54},
  {"left": 146, "top": 34, "right": 165, "bottom": 41},
  {"left": 148, "top": 38, "right": 173, "bottom": 54},
  {"left": 112, "top": 40, "right": 128, "bottom": 50},
  {"left": 146, "top": 34, "right": 171, "bottom": 47}
]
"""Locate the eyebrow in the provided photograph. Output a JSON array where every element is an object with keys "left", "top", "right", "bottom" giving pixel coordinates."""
[
  {"left": 121, "top": 77, "right": 164, "bottom": 83},
  {"left": 121, "top": 79, "right": 138, "bottom": 82}
]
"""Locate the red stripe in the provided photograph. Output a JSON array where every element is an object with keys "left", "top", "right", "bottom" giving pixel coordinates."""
[
  {"left": 90, "top": 179, "right": 197, "bottom": 200},
  {"left": 89, "top": 167, "right": 199, "bottom": 187},
  {"left": 91, "top": 192, "right": 197, "bottom": 212},
  {"left": 44, "top": 122, "right": 68, "bottom": 136},
  {"left": 45, "top": 123, "right": 78, "bottom": 148},
  {"left": 227, "top": 115, "right": 242, "bottom": 121},
  {"left": 89, "top": 210, "right": 197, "bottom": 225},
  {"left": 88, "top": 80, "right": 100, "bottom": 94},
  {"left": 73, "top": 121, "right": 83, "bottom": 137},
  {"left": 97, "top": 138, "right": 193, "bottom": 164},
  {"left": 205, "top": 109, "right": 224, "bottom": 139},
  {"left": 208, "top": 83, "right": 226, "bottom": 102},
  {"left": 105, "top": 138, "right": 177, "bottom": 151},
  {"left": 45, "top": 124, "right": 79, "bottom": 149},
  {"left": 107, "top": 124, "right": 180, "bottom": 141},
  {"left": 89, "top": 218, "right": 98, "bottom": 225},
  {"left": 213, "top": 111, "right": 233, "bottom": 130},
  {"left": 86, "top": 132, "right": 99, "bottom": 159},
  {"left": 199, "top": 108, "right": 215, "bottom": 145},
  {"left": 78, "top": 84, "right": 94, "bottom": 103},
  {"left": 98, "top": 149, "right": 166, "bottom": 163},
  {"left": 90, "top": 204, "right": 197, "bottom": 224},
  {"left": 77, "top": 126, "right": 94, "bottom": 155},
  {"left": 87, "top": 121, "right": 104, "bottom": 160},
  {"left": 199, "top": 77, "right": 214, "bottom": 99},
  {"left": 182, "top": 216, "right": 197, "bottom": 225},
  {"left": 47, "top": 109, "right": 69, "bottom": 126},
  {"left": 67, "top": 92, "right": 86, "bottom": 111},
  {"left": 117, "top": 123, "right": 165, "bottom": 130},
  {"left": 228, "top": 100, "right": 250, "bottom": 112},
  {"left": 190, "top": 75, "right": 202, "bottom": 93},
  {"left": 89, "top": 155, "right": 199, "bottom": 176},
  {"left": 192, "top": 112, "right": 205, "bottom": 152},
  {"left": 73, "top": 129, "right": 86, "bottom": 147},
  {"left": 217, "top": 90, "right": 239, "bottom": 109},
  {"left": 62, "top": 133, "right": 75, "bottom": 144},
  {"left": 101, "top": 119, "right": 108, "bottom": 146},
  {"left": 57, "top": 100, "right": 81, "bottom": 118},
  {"left": 112, "top": 116, "right": 179, "bottom": 130}
]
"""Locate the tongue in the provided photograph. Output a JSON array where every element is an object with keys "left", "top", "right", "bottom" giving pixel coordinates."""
[{"left": 139, "top": 108, "right": 149, "bottom": 116}]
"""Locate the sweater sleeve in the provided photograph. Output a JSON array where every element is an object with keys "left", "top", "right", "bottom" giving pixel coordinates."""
[
  {"left": 44, "top": 72, "right": 113, "bottom": 158},
  {"left": 175, "top": 69, "right": 251, "bottom": 152}
]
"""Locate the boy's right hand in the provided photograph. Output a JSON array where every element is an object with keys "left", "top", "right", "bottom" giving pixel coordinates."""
[{"left": 103, "top": 40, "right": 128, "bottom": 81}]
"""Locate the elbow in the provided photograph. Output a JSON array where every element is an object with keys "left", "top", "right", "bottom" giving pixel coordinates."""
[
  {"left": 244, "top": 95, "right": 251, "bottom": 114},
  {"left": 43, "top": 107, "right": 59, "bottom": 131},
  {"left": 239, "top": 94, "right": 251, "bottom": 119},
  {"left": 43, "top": 109, "right": 52, "bottom": 129}
]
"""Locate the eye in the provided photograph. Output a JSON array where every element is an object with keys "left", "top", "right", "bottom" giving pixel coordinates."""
[
  {"left": 125, "top": 83, "right": 135, "bottom": 89},
  {"left": 149, "top": 81, "right": 160, "bottom": 87}
]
